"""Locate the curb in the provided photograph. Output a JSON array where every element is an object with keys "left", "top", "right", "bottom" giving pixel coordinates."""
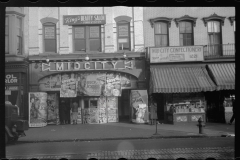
[{"left": 16, "top": 135, "right": 222, "bottom": 144}]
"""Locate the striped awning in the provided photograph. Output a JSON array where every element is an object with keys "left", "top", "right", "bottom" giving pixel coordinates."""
[
  {"left": 150, "top": 66, "right": 216, "bottom": 93},
  {"left": 207, "top": 63, "right": 235, "bottom": 90}
]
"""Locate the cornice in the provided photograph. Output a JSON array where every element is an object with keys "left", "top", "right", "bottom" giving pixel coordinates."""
[
  {"left": 6, "top": 11, "right": 25, "bottom": 17},
  {"left": 174, "top": 15, "right": 198, "bottom": 27},
  {"left": 149, "top": 17, "right": 173, "bottom": 28},
  {"left": 202, "top": 13, "right": 226, "bottom": 27}
]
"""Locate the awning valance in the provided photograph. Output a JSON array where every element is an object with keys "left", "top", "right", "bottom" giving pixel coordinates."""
[
  {"left": 207, "top": 63, "right": 235, "bottom": 90},
  {"left": 150, "top": 66, "right": 216, "bottom": 93}
]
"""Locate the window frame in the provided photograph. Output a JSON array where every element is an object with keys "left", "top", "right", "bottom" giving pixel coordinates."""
[
  {"left": 179, "top": 21, "right": 194, "bottom": 46},
  {"left": 207, "top": 21, "right": 222, "bottom": 45},
  {"left": 5, "top": 16, "right": 9, "bottom": 54},
  {"left": 117, "top": 21, "right": 131, "bottom": 51},
  {"left": 16, "top": 16, "right": 23, "bottom": 55},
  {"left": 154, "top": 21, "right": 169, "bottom": 47},
  {"left": 43, "top": 22, "right": 57, "bottom": 53},
  {"left": 73, "top": 25, "right": 101, "bottom": 53}
]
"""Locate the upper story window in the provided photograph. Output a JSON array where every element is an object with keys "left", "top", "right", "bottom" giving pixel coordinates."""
[
  {"left": 43, "top": 22, "right": 56, "bottom": 53},
  {"left": 117, "top": 21, "right": 130, "bottom": 51},
  {"left": 149, "top": 17, "right": 172, "bottom": 47},
  {"left": 5, "top": 16, "right": 9, "bottom": 54},
  {"left": 207, "top": 21, "right": 221, "bottom": 45},
  {"left": 154, "top": 22, "right": 168, "bottom": 47},
  {"left": 16, "top": 17, "right": 23, "bottom": 55},
  {"left": 179, "top": 21, "right": 193, "bottom": 46},
  {"left": 73, "top": 25, "right": 101, "bottom": 52}
]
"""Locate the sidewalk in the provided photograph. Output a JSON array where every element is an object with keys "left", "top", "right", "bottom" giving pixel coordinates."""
[{"left": 18, "top": 122, "right": 235, "bottom": 143}]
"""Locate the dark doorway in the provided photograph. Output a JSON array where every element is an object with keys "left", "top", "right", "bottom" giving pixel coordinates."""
[{"left": 118, "top": 89, "right": 130, "bottom": 122}]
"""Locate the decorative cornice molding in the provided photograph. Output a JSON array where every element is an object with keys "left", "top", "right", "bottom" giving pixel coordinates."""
[
  {"left": 6, "top": 11, "right": 25, "bottom": 17},
  {"left": 149, "top": 17, "right": 173, "bottom": 28},
  {"left": 202, "top": 13, "right": 226, "bottom": 27},
  {"left": 229, "top": 16, "right": 235, "bottom": 26},
  {"left": 174, "top": 15, "right": 198, "bottom": 27},
  {"left": 40, "top": 17, "right": 59, "bottom": 24}
]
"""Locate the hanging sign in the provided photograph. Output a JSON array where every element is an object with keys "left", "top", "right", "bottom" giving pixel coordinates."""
[
  {"left": 63, "top": 14, "right": 106, "bottom": 25},
  {"left": 5, "top": 73, "right": 19, "bottom": 84}
]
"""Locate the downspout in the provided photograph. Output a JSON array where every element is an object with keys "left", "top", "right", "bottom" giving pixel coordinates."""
[{"left": 132, "top": 7, "right": 135, "bottom": 52}]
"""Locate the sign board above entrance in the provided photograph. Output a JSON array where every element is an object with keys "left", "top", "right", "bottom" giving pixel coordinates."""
[
  {"left": 150, "top": 46, "right": 204, "bottom": 63},
  {"left": 63, "top": 14, "right": 106, "bottom": 25}
]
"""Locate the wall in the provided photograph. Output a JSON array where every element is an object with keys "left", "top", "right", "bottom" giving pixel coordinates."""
[{"left": 143, "top": 7, "right": 235, "bottom": 47}]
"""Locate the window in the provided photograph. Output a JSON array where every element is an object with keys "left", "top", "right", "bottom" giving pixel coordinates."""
[
  {"left": 16, "top": 17, "right": 22, "bottom": 55},
  {"left": 73, "top": 25, "right": 101, "bottom": 52},
  {"left": 117, "top": 21, "right": 130, "bottom": 51},
  {"left": 207, "top": 21, "right": 222, "bottom": 55},
  {"left": 154, "top": 22, "right": 168, "bottom": 47},
  {"left": 43, "top": 22, "right": 56, "bottom": 53},
  {"left": 179, "top": 21, "right": 193, "bottom": 46},
  {"left": 5, "top": 16, "right": 9, "bottom": 54}
]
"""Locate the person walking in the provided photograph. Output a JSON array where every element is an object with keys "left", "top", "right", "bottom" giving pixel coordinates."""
[
  {"left": 150, "top": 100, "right": 158, "bottom": 125},
  {"left": 71, "top": 100, "right": 79, "bottom": 125},
  {"left": 229, "top": 97, "right": 235, "bottom": 125}
]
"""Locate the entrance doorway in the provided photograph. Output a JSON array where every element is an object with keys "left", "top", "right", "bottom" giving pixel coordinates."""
[{"left": 118, "top": 89, "right": 130, "bottom": 122}]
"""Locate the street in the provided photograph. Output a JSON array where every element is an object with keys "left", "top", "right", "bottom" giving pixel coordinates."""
[{"left": 6, "top": 137, "right": 234, "bottom": 159}]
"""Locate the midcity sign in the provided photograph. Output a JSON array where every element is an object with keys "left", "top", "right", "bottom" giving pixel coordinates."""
[{"left": 41, "top": 60, "right": 134, "bottom": 72}]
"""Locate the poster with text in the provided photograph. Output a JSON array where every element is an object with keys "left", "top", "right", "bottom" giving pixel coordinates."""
[
  {"left": 131, "top": 90, "right": 148, "bottom": 123},
  {"left": 29, "top": 92, "right": 48, "bottom": 127},
  {"left": 98, "top": 96, "right": 107, "bottom": 124},
  {"left": 39, "top": 77, "right": 50, "bottom": 91},
  {"left": 121, "top": 74, "right": 131, "bottom": 88},
  {"left": 107, "top": 97, "right": 118, "bottom": 122},
  {"left": 77, "top": 107, "right": 82, "bottom": 124},
  {"left": 47, "top": 93, "right": 59, "bottom": 125},
  {"left": 60, "top": 73, "right": 77, "bottom": 97},
  {"left": 104, "top": 73, "right": 121, "bottom": 97},
  {"left": 50, "top": 74, "right": 61, "bottom": 90},
  {"left": 89, "top": 108, "right": 99, "bottom": 124},
  {"left": 77, "top": 73, "right": 106, "bottom": 96}
]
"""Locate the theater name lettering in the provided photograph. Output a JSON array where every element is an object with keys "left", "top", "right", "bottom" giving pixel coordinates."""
[{"left": 41, "top": 60, "right": 133, "bottom": 72}]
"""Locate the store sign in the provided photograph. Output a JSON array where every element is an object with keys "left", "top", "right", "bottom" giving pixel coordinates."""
[
  {"left": 150, "top": 46, "right": 204, "bottom": 63},
  {"left": 41, "top": 60, "right": 133, "bottom": 72},
  {"left": 63, "top": 14, "right": 106, "bottom": 25},
  {"left": 5, "top": 73, "right": 19, "bottom": 84}
]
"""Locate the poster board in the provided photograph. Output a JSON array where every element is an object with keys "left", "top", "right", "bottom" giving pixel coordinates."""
[
  {"left": 46, "top": 93, "right": 59, "bottom": 125},
  {"left": 131, "top": 90, "right": 149, "bottom": 123},
  {"left": 107, "top": 97, "right": 118, "bottom": 122},
  {"left": 104, "top": 73, "right": 121, "bottom": 97},
  {"left": 98, "top": 96, "right": 107, "bottom": 123},
  {"left": 60, "top": 73, "right": 77, "bottom": 97},
  {"left": 29, "top": 92, "right": 48, "bottom": 127}
]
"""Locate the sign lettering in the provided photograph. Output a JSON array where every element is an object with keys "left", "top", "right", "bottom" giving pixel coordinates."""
[
  {"left": 63, "top": 15, "right": 106, "bottom": 25},
  {"left": 5, "top": 73, "right": 19, "bottom": 84}
]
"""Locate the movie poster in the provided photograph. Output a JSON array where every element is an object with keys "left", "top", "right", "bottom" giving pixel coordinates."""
[
  {"left": 77, "top": 107, "right": 82, "bottom": 124},
  {"left": 60, "top": 73, "right": 77, "bottom": 97},
  {"left": 98, "top": 96, "right": 107, "bottom": 124},
  {"left": 104, "top": 73, "right": 121, "bottom": 97},
  {"left": 121, "top": 74, "right": 131, "bottom": 88},
  {"left": 29, "top": 92, "right": 48, "bottom": 127},
  {"left": 47, "top": 93, "right": 59, "bottom": 125},
  {"left": 131, "top": 90, "right": 149, "bottom": 123},
  {"left": 39, "top": 77, "right": 50, "bottom": 91},
  {"left": 50, "top": 74, "right": 61, "bottom": 90},
  {"left": 107, "top": 97, "right": 118, "bottom": 122},
  {"left": 77, "top": 73, "right": 106, "bottom": 96}
]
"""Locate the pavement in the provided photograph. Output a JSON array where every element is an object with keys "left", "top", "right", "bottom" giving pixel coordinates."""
[{"left": 17, "top": 122, "right": 235, "bottom": 143}]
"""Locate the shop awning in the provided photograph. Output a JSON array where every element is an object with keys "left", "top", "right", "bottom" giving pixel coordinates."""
[
  {"left": 150, "top": 65, "right": 216, "bottom": 93},
  {"left": 207, "top": 63, "right": 235, "bottom": 90}
]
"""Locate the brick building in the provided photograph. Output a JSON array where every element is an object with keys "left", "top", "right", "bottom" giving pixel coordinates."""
[{"left": 143, "top": 7, "right": 235, "bottom": 124}]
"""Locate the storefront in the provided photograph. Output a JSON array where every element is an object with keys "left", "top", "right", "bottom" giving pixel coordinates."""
[
  {"left": 5, "top": 61, "right": 29, "bottom": 120},
  {"left": 148, "top": 46, "right": 217, "bottom": 124},
  {"left": 28, "top": 52, "right": 147, "bottom": 127}
]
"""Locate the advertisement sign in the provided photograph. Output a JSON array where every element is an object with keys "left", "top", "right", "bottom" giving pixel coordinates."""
[
  {"left": 44, "top": 26, "right": 55, "bottom": 39},
  {"left": 60, "top": 73, "right": 77, "bottom": 97},
  {"left": 47, "top": 93, "right": 59, "bottom": 125},
  {"left": 131, "top": 90, "right": 148, "bottom": 123},
  {"left": 63, "top": 14, "right": 106, "bottom": 25},
  {"left": 39, "top": 77, "right": 51, "bottom": 91},
  {"left": 77, "top": 73, "right": 106, "bottom": 96},
  {"left": 121, "top": 74, "right": 131, "bottom": 88},
  {"left": 50, "top": 74, "right": 61, "bottom": 90},
  {"left": 104, "top": 73, "right": 121, "bottom": 97},
  {"left": 29, "top": 92, "right": 48, "bottom": 127},
  {"left": 150, "top": 46, "right": 204, "bottom": 63},
  {"left": 107, "top": 97, "right": 118, "bottom": 122},
  {"left": 5, "top": 73, "right": 19, "bottom": 84},
  {"left": 98, "top": 97, "right": 107, "bottom": 123}
]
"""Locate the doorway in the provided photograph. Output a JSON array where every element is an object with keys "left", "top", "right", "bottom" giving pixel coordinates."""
[{"left": 118, "top": 89, "right": 130, "bottom": 122}]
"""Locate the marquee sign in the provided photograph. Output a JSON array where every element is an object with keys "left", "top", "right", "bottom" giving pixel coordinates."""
[
  {"left": 41, "top": 60, "right": 134, "bottom": 72},
  {"left": 150, "top": 46, "right": 204, "bottom": 63},
  {"left": 63, "top": 14, "right": 106, "bottom": 25}
]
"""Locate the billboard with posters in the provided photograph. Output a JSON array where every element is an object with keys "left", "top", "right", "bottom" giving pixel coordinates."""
[
  {"left": 104, "top": 73, "right": 121, "bottom": 97},
  {"left": 77, "top": 73, "right": 106, "bottom": 96},
  {"left": 47, "top": 93, "right": 59, "bottom": 125},
  {"left": 98, "top": 96, "right": 107, "bottom": 123},
  {"left": 29, "top": 92, "right": 48, "bottom": 127},
  {"left": 131, "top": 90, "right": 149, "bottom": 123},
  {"left": 107, "top": 97, "right": 118, "bottom": 122},
  {"left": 60, "top": 73, "right": 77, "bottom": 97}
]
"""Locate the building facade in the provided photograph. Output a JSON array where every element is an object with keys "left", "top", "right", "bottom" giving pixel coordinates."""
[
  {"left": 143, "top": 7, "right": 235, "bottom": 124},
  {"left": 5, "top": 7, "right": 29, "bottom": 120},
  {"left": 25, "top": 7, "right": 148, "bottom": 126}
]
